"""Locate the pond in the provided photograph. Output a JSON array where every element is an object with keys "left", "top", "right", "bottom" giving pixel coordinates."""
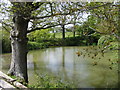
[{"left": 1, "top": 46, "right": 118, "bottom": 88}]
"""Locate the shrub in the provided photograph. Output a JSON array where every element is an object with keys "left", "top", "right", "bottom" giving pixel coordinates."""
[
  {"left": 27, "top": 41, "right": 49, "bottom": 50},
  {"left": 2, "top": 30, "right": 11, "bottom": 53},
  {"left": 109, "top": 42, "right": 119, "bottom": 50},
  {"left": 27, "top": 29, "right": 52, "bottom": 43},
  {"left": 98, "top": 35, "right": 112, "bottom": 46},
  {"left": 98, "top": 35, "right": 118, "bottom": 50},
  {"left": 2, "top": 38, "right": 11, "bottom": 53},
  {"left": 28, "top": 74, "right": 75, "bottom": 88}
]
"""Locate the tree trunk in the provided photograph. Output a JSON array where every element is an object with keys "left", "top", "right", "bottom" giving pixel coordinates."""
[
  {"left": 73, "top": 23, "right": 76, "bottom": 37},
  {"left": 62, "top": 25, "right": 65, "bottom": 39},
  {"left": 73, "top": 31, "right": 75, "bottom": 37},
  {"left": 52, "top": 30, "right": 56, "bottom": 38},
  {"left": 8, "top": 15, "right": 29, "bottom": 83}
]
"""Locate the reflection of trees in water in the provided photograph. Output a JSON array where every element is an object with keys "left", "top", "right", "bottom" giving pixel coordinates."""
[
  {"left": 62, "top": 47, "right": 68, "bottom": 80},
  {"left": 61, "top": 47, "right": 77, "bottom": 86},
  {"left": 30, "top": 47, "right": 118, "bottom": 87},
  {"left": 72, "top": 48, "right": 77, "bottom": 83},
  {"left": 32, "top": 49, "right": 62, "bottom": 76},
  {"left": 32, "top": 51, "right": 46, "bottom": 76},
  {"left": 33, "top": 58, "right": 38, "bottom": 75},
  {"left": 1, "top": 54, "right": 11, "bottom": 70},
  {"left": 62, "top": 47, "right": 65, "bottom": 67},
  {"left": 28, "top": 54, "right": 38, "bottom": 76}
]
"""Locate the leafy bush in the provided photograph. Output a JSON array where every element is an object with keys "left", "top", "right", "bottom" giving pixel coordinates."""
[
  {"left": 27, "top": 41, "right": 49, "bottom": 50},
  {"left": 28, "top": 74, "right": 75, "bottom": 88},
  {"left": 98, "top": 35, "right": 112, "bottom": 46},
  {"left": 109, "top": 42, "right": 119, "bottom": 50},
  {"left": 2, "top": 38, "right": 11, "bottom": 53},
  {"left": 2, "top": 30, "right": 11, "bottom": 53},
  {"left": 98, "top": 35, "right": 118, "bottom": 49},
  {"left": 28, "top": 29, "right": 52, "bottom": 42}
]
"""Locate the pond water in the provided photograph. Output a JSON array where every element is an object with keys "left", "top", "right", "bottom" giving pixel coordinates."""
[{"left": 1, "top": 46, "right": 118, "bottom": 88}]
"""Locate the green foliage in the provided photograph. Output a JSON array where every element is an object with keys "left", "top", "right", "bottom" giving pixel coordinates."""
[
  {"left": 2, "top": 28, "right": 99, "bottom": 53},
  {"left": 98, "top": 35, "right": 112, "bottom": 46},
  {"left": 2, "top": 38, "right": 11, "bottom": 53},
  {"left": 59, "top": 37, "right": 84, "bottom": 46},
  {"left": 109, "top": 42, "right": 119, "bottom": 50},
  {"left": 28, "top": 34, "right": 99, "bottom": 51},
  {"left": 28, "top": 29, "right": 52, "bottom": 42},
  {"left": 28, "top": 74, "right": 74, "bottom": 88},
  {"left": 10, "top": 75, "right": 27, "bottom": 86},
  {"left": 88, "top": 2, "right": 118, "bottom": 37},
  {"left": 50, "top": 32, "right": 76, "bottom": 38},
  {"left": 74, "top": 19, "right": 98, "bottom": 37},
  {"left": 98, "top": 35, "right": 118, "bottom": 50},
  {"left": 28, "top": 29, "right": 99, "bottom": 48},
  {"left": 2, "top": 30, "right": 11, "bottom": 53},
  {"left": 27, "top": 41, "right": 49, "bottom": 50}
]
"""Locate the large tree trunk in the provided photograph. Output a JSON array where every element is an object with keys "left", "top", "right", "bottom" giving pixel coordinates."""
[{"left": 8, "top": 15, "right": 29, "bottom": 83}]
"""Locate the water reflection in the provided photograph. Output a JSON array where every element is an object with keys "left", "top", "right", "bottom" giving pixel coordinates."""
[
  {"left": 27, "top": 47, "right": 118, "bottom": 88},
  {"left": 1, "top": 46, "right": 118, "bottom": 88}
]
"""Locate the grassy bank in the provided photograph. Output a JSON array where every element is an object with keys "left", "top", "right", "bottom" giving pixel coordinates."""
[
  {"left": 7, "top": 31, "right": 120, "bottom": 53},
  {"left": 27, "top": 35, "right": 99, "bottom": 51}
]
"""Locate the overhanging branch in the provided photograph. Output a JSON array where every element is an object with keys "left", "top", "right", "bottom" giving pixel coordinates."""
[
  {"left": 30, "top": 3, "right": 113, "bottom": 20},
  {"left": 27, "top": 22, "right": 74, "bottom": 33},
  {"left": 27, "top": 24, "right": 60, "bottom": 33},
  {"left": 2, "top": 22, "right": 14, "bottom": 29},
  {"left": 89, "top": 26, "right": 109, "bottom": 34},
  {"left": 30, "top": 12, "right": 71, "bottom": 19},
  {"left": 89, "top": 26, "right": 120, "bottom": 41},
  {"left": 27, "top": 2, "right": 45, "bottom": 11},
  {"left": 2, "top": 26, "right": 10, "bottom": 33}
]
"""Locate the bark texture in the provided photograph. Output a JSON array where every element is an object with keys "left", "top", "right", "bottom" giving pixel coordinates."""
[{"left": 8, "top": 14, "right": 29, "bottom": 83}]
